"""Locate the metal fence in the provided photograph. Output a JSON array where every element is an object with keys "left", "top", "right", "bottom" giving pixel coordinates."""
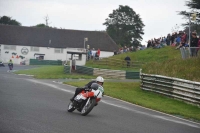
[
  {"left": 63, "top": 65, "right": 140, "bottom": 79},
  {"left": 89, "top": 58, "right": 143, "bottom": 69},
  {"left": 30, "top": 59, "right": 62, "bottom": 65},
  {"left": 93, "top": 68, "right": 126, "bottom": 79},
  {"left": 64, "top": 64, "right": 71, "bottom": 74},
  {"left": 76, "top": 65, "right": 94, "bottom": 75},
  {"left": 141, "top": 73, "right": 200, "bottom": 106},
  {"left": 180, "top": 47, "right": 200, "bottom": 59}
]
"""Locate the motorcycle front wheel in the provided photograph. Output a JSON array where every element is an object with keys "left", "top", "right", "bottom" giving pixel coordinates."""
[
  {"left": 81, "top": 98, "right": 96, "bottom": 116},
  {"left": 67, "top": 101, "right": 76, "bottom": 112}
]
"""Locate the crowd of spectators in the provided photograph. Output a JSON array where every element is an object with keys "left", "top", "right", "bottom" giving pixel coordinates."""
[
  {"left": 146, "top": 30, "right": 200, "bottom": 57},
  {"left": 114, "top": 45, "right": 146, "bottom": 55},
  {"left": 146, "top": 31, "right": 188, "bottom": 49},
  {"left": 87, "top": 48, "right": 100, "bottom": 60}
]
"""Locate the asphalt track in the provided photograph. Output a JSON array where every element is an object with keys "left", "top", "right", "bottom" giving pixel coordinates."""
[{"left": 0, "top": 65, "right": 199, "bottom": 133}]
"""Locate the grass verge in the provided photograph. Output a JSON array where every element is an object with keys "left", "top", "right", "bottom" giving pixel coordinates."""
[
  {"left": 64, "top": 80, "right": 200, "bottom": 122},
  {"left": 86, "top": 46, "right": 200, "bottom": 82},
  {"left": 14, "top": 65, "right": 96, "bottom": 79}
]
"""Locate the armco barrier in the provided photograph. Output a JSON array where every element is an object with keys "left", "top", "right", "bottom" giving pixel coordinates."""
[
  {"left": 76, "top": 65, "right": 94, "bottom": 75},
  {"left": 93, "top": 68, "right": 126, "bottom": 79},
  {"left": 126, "top": 71, "right": 140, "bottom": 79},
  {"left": 75, "top": 65, "right": 140, "bottom": 79},
  {"left": 141, "top": 73, "right": 200, "bottom": 106},
  {"left": 64, "top": 65, "right": 71, "bottom": 74},
  {"left": 30, "top": 59, "right": 62, "bottom": 65}
]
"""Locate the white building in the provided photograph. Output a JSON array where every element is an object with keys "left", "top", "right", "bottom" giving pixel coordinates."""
[{"left": 0, "top": 25, "right": 118, "bottom": 65}]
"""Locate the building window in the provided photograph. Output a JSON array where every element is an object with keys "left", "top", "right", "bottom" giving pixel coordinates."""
[
  {"left": 30, "top": 47, "right": 39, "bottom": 52},
  {"left": 54, "top": 48, "right": 63, "bottom": 53},
  {"left": 73, "top": 54, "right": 82, "bottom": 60},
  {"left": 4, "top": 45, "right": 16, "bottom": 50}
]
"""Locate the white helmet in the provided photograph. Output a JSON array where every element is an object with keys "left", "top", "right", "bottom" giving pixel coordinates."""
[{"left": 96, "top": 76, "right": 104, "bottom": 83}]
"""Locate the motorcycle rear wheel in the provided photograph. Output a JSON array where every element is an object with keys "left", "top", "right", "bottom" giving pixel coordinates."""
[
  {"left": 67, "top": 101, "right": 76, "bottom": 112},
  {"left": 81, "top": 98, "right": 96, "bottom": 116}
]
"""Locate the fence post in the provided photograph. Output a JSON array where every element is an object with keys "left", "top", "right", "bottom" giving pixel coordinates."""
[{"left": 140, "top": 69, "right": 142, "bottom": 79}]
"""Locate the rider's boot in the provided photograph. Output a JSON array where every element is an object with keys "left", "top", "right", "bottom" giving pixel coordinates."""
[
  {"left": 70, "top": 97, "right": 74, "bottom": 102},
  {"left": 70, "top": 95, "right": 77, "bottom": 102}
]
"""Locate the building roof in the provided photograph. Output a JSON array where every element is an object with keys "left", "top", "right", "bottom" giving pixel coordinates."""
[{"left": 0, "top": 24, "right": 118, "bottom": 52}]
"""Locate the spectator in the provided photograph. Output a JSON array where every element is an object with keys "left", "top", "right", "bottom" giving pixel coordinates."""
[
  {"left": 190, "top": 32, "right": 199, "bottom": 57},
  {"left": 197, "top": 37, "right": 200, "bottom": 56},
  {"left": 120, "top": 48, "right": 123, "bottom": 54},
  {"left": 181, "top": 32, "right": 187, "bottom": 46},
  {"left": 91, "top": 48, "right": 96, "bottom": 60},
  {"left": 163, "top": 36, "right": 167, "bottom": 45},
  {"left": 170, "top": 33, "right": 175, "bottom": 45},
  {"left": 176, "top": 31, "right": 188, "bottom": 49},
  {"left": 175, "top": 35, "right": 181, "bottom": 49},
  {"left": 137, "top": 46, "right": 141, "bottom": 51},
  {"left": 95, "top": 52, "right": 99, "bottom": 60},
  {"left": 160, "top": 37, "right": 165, "bottom": 47},
  {"left": 124, "top": 56, "right": 131, "bottom": 67},
  {"left": 176, "top": 35, "right": 181, "bottom": 46},
  {"left": 87, "top": 49, "right": 91, "bottom": 60},
  {"left": 130, "top": 46, "right": 133, "bottom": 51},
  {"left": 166, "top": 34, "right": 171, "bottom": 45},
  {"left": 114, "top": 50, "right": 117, "bottom": 55},
  {"left": 147, "top": 40, "right": 152, "bottom": 48},
  {"left": 97, "top": 48, "right": 100, "bottom": 59},
  {"left": 124, "top": 46, "right": 127, "bottom": 53}
]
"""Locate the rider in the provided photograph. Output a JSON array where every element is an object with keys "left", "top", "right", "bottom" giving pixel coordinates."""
[
  {"left": 8, "top": 59, "right": 13, "bottom": 69},
  {"left": 70, "top": 76, "right": 104, "bottom": 102}
]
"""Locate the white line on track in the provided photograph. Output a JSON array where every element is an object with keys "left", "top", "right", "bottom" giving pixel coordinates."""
[{"left": 101, "top": 100, "right": 200, "bottom": 128}]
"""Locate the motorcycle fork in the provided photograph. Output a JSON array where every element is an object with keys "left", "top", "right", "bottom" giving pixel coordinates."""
[
  {"left": 77, "top": 100, "right": 86, "bottom": 111},
  {"left": 85, "top": 98, "right": 91, "bottom": 106},
  {"left": 73, "top": 100, "right": 79, "bottom": 108}
]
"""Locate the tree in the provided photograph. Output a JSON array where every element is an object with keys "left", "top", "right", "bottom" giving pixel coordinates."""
[
  {"left": 103, "top": 5, "right": 145, "bottom": 47},
  {"left": 0, "top": 16, "right": 21, "bottom": 26},
  {"left": 179, "top": 0, "right": 200, "bottom": 26},
  {"left": 33, "top": 23, "right": 58, "bottom": 29},
  {"left": 34, "top": 23, "right": 47, "bottom": 28},
  {"left": 33, "top": 15, "right": 59, "bottom": 29},
  {"left": 186, "top": 0, "right": 200, "bottom": 10}
]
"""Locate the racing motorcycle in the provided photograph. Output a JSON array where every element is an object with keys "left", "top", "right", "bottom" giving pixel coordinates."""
[{"left": 67, "top": 83, "right": 104, "bottom": 116}]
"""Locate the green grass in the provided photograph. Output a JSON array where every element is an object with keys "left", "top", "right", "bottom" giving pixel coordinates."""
[
  {"left": 15, "top": 65, "right": 96, "bottom": 79},
  {"left": 64, "top": 81, "right": 200, "bottom": 122},
  {"left": 142, "top": 56, "right": 200, "bottom": 81},
  {"left": 86, "top": 46, "right": 180, "bottom": 71},
  {"left": 85, "top": 61, "right": 140, "bottom": 71},
  {"left": 86, "top": 46, "right": 200, "bottom": 82},
  {"left": 109, "top": 46, "right": 181, "bottom": 62}
]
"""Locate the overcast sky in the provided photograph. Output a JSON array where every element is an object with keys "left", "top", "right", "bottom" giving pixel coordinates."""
[{"left": 0, "top": 0, "right": 190, "bottom": 45}]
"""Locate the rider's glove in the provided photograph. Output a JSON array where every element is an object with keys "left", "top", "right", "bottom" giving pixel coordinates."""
[
  {"left": 83, "top": 86, "right": 90, "bottom": 91},
  {"left": 84, "top": 88, "right": 90, "bottom": 91}
]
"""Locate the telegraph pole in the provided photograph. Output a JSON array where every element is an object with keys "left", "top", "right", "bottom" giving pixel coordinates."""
[{"left": 44, "top": 15, "right": 49, "bottom": 27}]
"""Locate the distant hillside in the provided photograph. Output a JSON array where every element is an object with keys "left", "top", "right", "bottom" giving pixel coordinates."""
[{"left": 86, "top": 46, "right": 200, "bottom": 82}]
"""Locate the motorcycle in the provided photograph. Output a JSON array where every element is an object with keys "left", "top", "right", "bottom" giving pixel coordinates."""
[
  {"left": 68, "top": 83, "right": 104, "bottom": 116},
  {"left": 8, "top": 63, "right": 13, "bottom": 70},
  {"left": 0, "top": 61, "right": 5, "bottom": 67}
]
